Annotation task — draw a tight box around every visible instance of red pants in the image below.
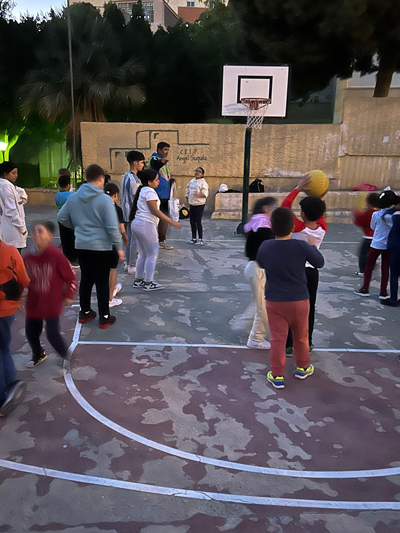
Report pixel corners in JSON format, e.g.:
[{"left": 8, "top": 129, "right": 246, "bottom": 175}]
[
  {"left": 266, "top": 300, "right": 310, "bottom": 377},
  {"left": 362, "top": 247, "right": 390, "bottom": 293}
]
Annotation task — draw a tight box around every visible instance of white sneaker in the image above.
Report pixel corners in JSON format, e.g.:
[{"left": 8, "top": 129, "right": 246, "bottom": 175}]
[
  {"left": 133, "top": 279, "right": 145, "bottom": 289},
  {"left": 109, "top": 298, "right": 122, "bottom": 308},
  {"left": 123, "top": 262, "right": 128, "bottom": 272},
  {"left": 159, "top": 241, "right": 174, "bottom": 250},
  {"left": 127, "top": 266, "right": 136, "bottom": 275},
  {"left": 113, "top": 282, "right": 122, "bottom": 298},
  {"left": 247, "top": 339, "right": 271, "bottom": 349},
  {"left": 143, "top": 281, "right": 165, "bottom": 291}
]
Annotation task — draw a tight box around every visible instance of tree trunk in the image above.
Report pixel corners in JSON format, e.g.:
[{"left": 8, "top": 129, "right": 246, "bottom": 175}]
[{"left": 374, "top": 50, "right": 398, "bottom": 97}]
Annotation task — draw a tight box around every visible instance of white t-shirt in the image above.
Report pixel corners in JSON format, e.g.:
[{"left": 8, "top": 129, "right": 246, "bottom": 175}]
[
  {"left": 134, "top": 186, "right": 160, "bottom": 226},
  {"left": 292, "top": 226, "right": 326, "bottom": 268}
]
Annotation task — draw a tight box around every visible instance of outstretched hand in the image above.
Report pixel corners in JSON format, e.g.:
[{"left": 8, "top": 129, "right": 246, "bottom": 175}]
[{"left": 296, "top": 173, "right": 311, "bottom": 191}]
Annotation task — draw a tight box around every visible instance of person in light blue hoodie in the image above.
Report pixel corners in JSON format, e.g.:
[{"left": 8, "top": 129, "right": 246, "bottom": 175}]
[{"left": 57, "top": 164, "right": 124, "bottom": 329}]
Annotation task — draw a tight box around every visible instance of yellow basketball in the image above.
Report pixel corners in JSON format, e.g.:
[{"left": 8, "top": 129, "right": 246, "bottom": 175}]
[{"left": 304, "top": 170, "right": 329, "bottom": 197}]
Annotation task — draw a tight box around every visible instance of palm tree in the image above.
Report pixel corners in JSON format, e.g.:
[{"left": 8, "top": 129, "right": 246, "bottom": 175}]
[{"left": 20, "top": 3, "right": 145, "bottom": 161}]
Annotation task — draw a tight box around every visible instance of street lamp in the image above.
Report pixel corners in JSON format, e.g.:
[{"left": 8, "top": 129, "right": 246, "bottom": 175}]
[{"left": 66, "top": 0, "right": 78, "bottom": 188}]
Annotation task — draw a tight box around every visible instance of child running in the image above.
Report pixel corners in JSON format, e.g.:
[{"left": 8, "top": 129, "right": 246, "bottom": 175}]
[
  {"left": 185, "top": 167, "right": 209, "bottom": 245},
  {"left": 354, "top": 190, "right": 400, "bottom": 299},
  {"left": 24, "top": 221, "right": 77, "bottom": 367},
  {"left": 257, "top": 207, "right": 324, "bottom": 389},
  {"left": 130, "top": 169, "right": 181, "bottom": 291},
  {"left": 104, "top": 182, "right": 128, "bottom": 307},
  {"left": 244, "top": 197, "right": 277, "bottom": 349},
  {"left": 281, "top": 174, "right": 327, "bottom": 352},
  {"left": 352, "top": 192, "right": 380, "bottom": 276},
  {"left": 0, "top": 237, "right": 30, "bottom": 416}
]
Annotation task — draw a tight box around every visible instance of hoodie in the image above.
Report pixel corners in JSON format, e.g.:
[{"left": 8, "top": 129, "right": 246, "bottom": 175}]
[
  {"left": 57, "top": 182, "right": 122, "bottom": 251},
  {"left": 0, "top": 178, "right": 28, "bottom": 249}
]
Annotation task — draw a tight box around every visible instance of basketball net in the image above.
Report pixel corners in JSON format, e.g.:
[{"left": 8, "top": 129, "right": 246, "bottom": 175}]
[{"left": 241, "top": 98, "right": 271, "bottom": 130}]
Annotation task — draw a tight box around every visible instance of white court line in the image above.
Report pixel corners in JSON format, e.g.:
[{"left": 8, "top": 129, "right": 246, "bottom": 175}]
[
  {"left": 0, "top": 458, "right": 399, "bottom": 510},
  {"left": 64, "top": 322, "right": 400, "bottom": 479}
]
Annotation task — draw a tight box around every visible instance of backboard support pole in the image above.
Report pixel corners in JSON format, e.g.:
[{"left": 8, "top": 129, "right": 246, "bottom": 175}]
[{"left": 236, "top": 127, "right": 252, "bottom": 235}]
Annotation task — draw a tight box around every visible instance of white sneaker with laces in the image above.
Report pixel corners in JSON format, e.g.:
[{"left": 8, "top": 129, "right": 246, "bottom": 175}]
[
  {"left": 247, "top": 339, "right": 271, "bottom": 349},
  {"left": 127, "top": 266, "right": 136, "bottom": 275},
  {"left": 109, "top": 298, "right": 122, "bottom": 308},
  {"left": 133, "top": 279, "right": 145, "bottom": 289},
  {"left": 113, "top": 282, "right": 122, "bottom": 298},
  {"left": 143, "top": 281, "right": 165, "bottom": 291}
]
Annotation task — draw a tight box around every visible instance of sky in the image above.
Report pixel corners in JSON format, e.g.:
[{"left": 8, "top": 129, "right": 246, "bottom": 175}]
[{"left": 12, "top": 1, "right": 65, "bottom": 18}]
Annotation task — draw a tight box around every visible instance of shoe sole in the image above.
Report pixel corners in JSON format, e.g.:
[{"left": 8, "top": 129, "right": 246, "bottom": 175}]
[
  {"left": 1, "top": 382, "right": 27, "bottom": 416},
  {"left": 99, "top": 322, "right": 115, "bottom": 329},
  {"left": 295, "top": 369, "right": 315, "bottom": 380},
  {"left": 143, "top": 287, "right": 165, "bottom": 292},
  {"left": 247, "top": 343, "right": 271, "bottom": 349},
  {"left": 79, "top": 315, "right": 96, "bottom": 324},
  {"left": 354, "top": 291, "right": 369, "bottom": 297},
  {"left": 26, "top": 355, "right": 47, "bottom": 368},
  {"left": 379, "top": 295, "right": 390, "bottom": 300}
]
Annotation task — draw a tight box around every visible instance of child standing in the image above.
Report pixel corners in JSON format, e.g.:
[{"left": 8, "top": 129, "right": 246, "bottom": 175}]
[
  {"left": 381, "top": 204, "right": 400, "bottom": 307},
  {"left": 56, "top": 170, "right": 78, "bottom": 267},
  {"left": 281, "top": 175, "right": 327, "bottom": 352},
  {"left": 24, "top": 221, "right": 77, "bottom": 367},
  {"left": 0, "top": 238, "right": 30, "bottom": 416},
  {"left": 104, "top": 182, "right": 128, "bottom": 308},
  {"left": 354, "top": 190, "right": 400, "bottom": 299},
  {"left": 55, "top": 172, "right": 72, "bottom": 210},
  {"left": 185, "top": 167, "right": 209, "bottom": 245},
  {"left": 257, "top": 208, "right": 324, "bottom": 389},
  {"left": 352, "top": 192, "right": 380, "bottom": 276},
  {"left": 244, "top": 197, "right": 277, "bottom": 349}
]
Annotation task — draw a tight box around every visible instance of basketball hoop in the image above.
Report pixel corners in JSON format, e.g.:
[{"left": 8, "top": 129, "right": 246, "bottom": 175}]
[{"left": 241, "top": 98, "right": 271, "bottom": 130}]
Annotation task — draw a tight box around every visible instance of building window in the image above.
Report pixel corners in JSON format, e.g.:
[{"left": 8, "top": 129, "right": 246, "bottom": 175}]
[
  {"left": 117, "top": 2, "right": 154, "bottom": 23},
  {"left": 187, "top": 1, "right": 195, "bottom": 6}
]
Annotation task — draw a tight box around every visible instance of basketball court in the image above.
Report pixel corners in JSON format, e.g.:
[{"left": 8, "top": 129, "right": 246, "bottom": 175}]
[{"left": 1, "top": 209, "right": 400, "bottom": 532}]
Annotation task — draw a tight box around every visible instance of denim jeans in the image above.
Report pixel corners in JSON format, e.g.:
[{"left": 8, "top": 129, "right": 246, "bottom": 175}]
[{"left": 0, "top": 314, "right": 17, "bottom": 405}]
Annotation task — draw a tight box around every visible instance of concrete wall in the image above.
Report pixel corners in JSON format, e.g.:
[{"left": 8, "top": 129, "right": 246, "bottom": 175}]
[{"left": 80, "top": 98, "right": 400, "bottom": 213}]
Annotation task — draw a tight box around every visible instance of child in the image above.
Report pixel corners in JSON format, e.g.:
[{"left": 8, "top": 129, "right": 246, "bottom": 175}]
[
  {"left": 244, "top": 197, "right": 277, "bottom": 349},
  {"left": 257, "top": 207, "right": 324, "bottom": 389},
  {"left": 56, "top": 170, "right": 78, "bottom": 267},
  {"left": 352, "top": 192, "right": 380, "bottom": 276},
  {"left": 281, "top": 174, "right": 327, "bottom": 352},
  {"left": 354, "top": 190, "right": 400, "bottom": 299},
  {"left": 185, "top": 167, "right": 209, "bottom": 245},
  {"left": 104, "top": 182, "right": 128, "bottom": 307},
  {"left": 55, "top": 173, "right": 72, "bottom": 210},
  {"left": 381, "top": 204, "right": 400, "bottom": 307},
  {"left": 0, "top": 238, "right": 30, "bottom": 416},
  {"left": 24, "top": 221, "right": 77, "bottom": 367}
]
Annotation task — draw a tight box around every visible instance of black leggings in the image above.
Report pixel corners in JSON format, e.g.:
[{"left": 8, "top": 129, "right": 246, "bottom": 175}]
[
  {"left": 287, "top": 267, "right": 319, "bottom": 347},
  {"left": 389, "top": 251, "right": 400, "bottom": 302},
  {"left": 358, "top": 237, "right": 372, "bottom": 274},
  {"left": 25, "top": 317, "right": 67, "bottom": 358},
  {"left": 77, "top": 250, "right": 113, "bottom": 318},
  {"left": 190, "top": 204, "right": 205, "bottom": 240}
]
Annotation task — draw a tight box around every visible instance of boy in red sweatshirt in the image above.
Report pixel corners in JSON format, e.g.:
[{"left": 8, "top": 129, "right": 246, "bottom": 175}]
[
  {"left": 352, "top": 192, "right": 380, "bottom": 276},
  {"left": 24, "top": 221, "right": 77, "bottom": 367},
  {"left": 0, "top": 238, "right": 30, "bottom": 416}
]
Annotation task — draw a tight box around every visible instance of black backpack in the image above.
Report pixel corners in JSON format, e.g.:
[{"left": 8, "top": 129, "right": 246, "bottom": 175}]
[{"left": 249, "top": 178, "right": 264, "bottom": 193}]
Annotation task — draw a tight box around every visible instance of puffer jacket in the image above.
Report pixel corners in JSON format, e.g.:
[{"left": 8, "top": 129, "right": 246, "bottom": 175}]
[{"left": 0, "top": 178, "right": 28, "bottom": 249}]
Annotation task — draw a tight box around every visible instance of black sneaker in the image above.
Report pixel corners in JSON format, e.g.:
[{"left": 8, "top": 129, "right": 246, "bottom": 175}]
[
  {"left": 309, "top": 343, "right": 314, "bottom": 353},
  {"left": 79, "top": 310, "right": 97, "bottom": 324},
  {"left": 381, "top": 299, "right": 399, "bottom": 307},
  {"left": 99, "top": 315, "right": 116, "bottom": 329},
  {"left": 26, "top": 351, "right": 47, "bottom": 368},
  {"left": 379, "top": 291, "right": 390, "bottom": 300},
  {"left": 0, "top": 381, "right": 26, "bottom": 417},
  {"left": 354, "top": 288, "right": 369, "bottom": 296},
  {"left": 285, "top": 346, "right": 294, "bottom": 357}
]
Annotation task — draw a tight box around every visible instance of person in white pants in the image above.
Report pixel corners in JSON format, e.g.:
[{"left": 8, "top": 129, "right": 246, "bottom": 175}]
[
  {"left": 244, "top": 197, "right": 278, "bottom": 349},
  {"left": 130, "top": 169, "right": 181, "bottom": 291}
]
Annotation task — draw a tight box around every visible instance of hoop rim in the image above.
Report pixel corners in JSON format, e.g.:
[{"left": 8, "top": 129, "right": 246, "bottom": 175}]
[{"left": 240, "top": 97, "right": 271, "bottom": 110}]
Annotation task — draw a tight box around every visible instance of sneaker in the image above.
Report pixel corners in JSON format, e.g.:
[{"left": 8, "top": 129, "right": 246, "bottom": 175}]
[
  {"left": 113, "top": 282, "right": 122, "bottom": 298},
  {"left": 127, "top": 266, "right": 136, "bottom": 275},
  {"left": 285, "top": 346, "right": 294, "bottom": 357},
  {"left": 123, "top": 262, "right": 128, "bottom": 272},
  {"left": 26, "top": 351, "right": 47, "bottom": 368},
  {"left": 188, "top": 239, "right": 197, "bottom": 245},
  {"left": 0, "top": 381, "right": 26, "bottom": 416},
  {"left": 79, "top": 310, "right": 97, "bottom": 323},
  {"left": 71, "top": 262, "right": 80, "bottom": 269},
  {"left": 309, "top": 343, "right": 314, "bottom": 353},
  {"left": 159, "top": 241, "right": 174, "bottom": 250},
  {"left": 109, "top": 298, "right": 122, "bottom": 308},
  {"left": 354, "top": 272, "right": 364, "bottom": 277},
  {"left": 197, "top": 240, "right": 205, "bottom": 246},
  {"left": 354, "top": 288, "right": 369, "bottom": 297},
  {"left": 133, "top": 279, "right": 145, "bottom": 289},
  {"left": 295, "top": 364, "right": 315, "bottom": 380},
  {"left": 247, "top": 339, "right": 271, "bottom": 349},
  {"left": 381, "top": 299, "right": 399, "bottom": 307},
  {"left": 143, "top": 281, "right": 165, "bottom": 291},
  {"left": 267, "top": 371, "right": 285, "bottom": 389},
  {"left": 99, "top": 315, "right": 116, "bottom": 329},
  {"left": 379, "top": 291, "right": 390, "bottom": 300}
]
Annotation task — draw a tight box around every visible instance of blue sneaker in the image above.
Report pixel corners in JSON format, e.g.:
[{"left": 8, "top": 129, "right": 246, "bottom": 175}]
[
  {"left": 267, "top": 371, "right": 285, "bottom": 389},
  {"left": 295, "top": 364, "right": 314, "bottom": 380}
]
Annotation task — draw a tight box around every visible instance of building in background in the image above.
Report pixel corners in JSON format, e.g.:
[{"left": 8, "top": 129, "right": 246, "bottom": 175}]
[{"left": 70, "top": 0, "right": 227, "bottom": 30}]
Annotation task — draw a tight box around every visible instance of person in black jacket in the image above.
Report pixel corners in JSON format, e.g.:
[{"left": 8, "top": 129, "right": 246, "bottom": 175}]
[
  {"left": 244, "top": 197, "right": 277, "bottom": 349},
  {"left": 382, "top": 205, "right": 400, "bottom": 307}
]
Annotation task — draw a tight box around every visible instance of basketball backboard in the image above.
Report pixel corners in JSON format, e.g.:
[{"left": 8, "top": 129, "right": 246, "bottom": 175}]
[{"left": 222, "top": 65, "right": 289, "bottom": 118}]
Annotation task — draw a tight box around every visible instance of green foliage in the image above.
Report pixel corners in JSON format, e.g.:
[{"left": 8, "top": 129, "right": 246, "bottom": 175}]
[{"left": 0, "top": 0, "right": 15, "bottom": 20}]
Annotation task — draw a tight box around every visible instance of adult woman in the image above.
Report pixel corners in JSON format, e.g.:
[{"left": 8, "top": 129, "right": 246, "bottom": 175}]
[
  {"left": 0, "top": 162, "right": 28, "bottom": 251},
  {"left": 130, "top": 169, "right": 181, "bottom": 291},
  {"left": 244, "top": 197, "right": 277, "bottom": 349}
]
